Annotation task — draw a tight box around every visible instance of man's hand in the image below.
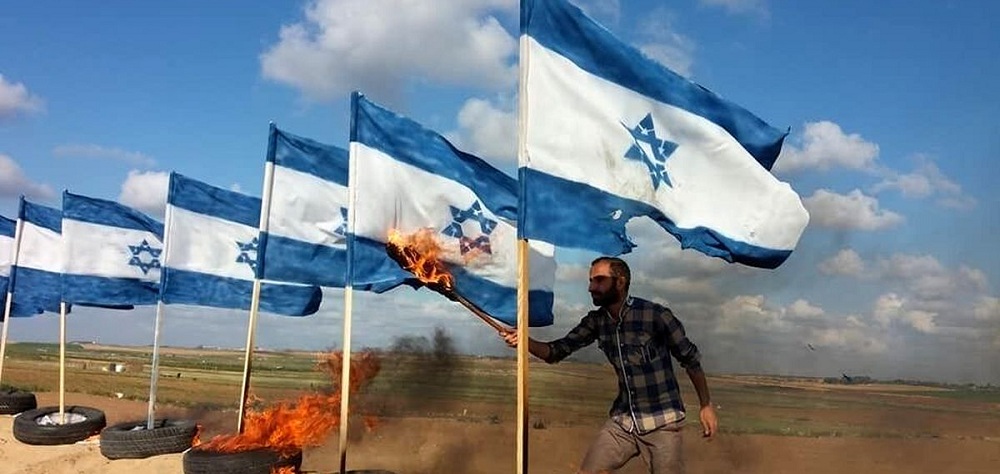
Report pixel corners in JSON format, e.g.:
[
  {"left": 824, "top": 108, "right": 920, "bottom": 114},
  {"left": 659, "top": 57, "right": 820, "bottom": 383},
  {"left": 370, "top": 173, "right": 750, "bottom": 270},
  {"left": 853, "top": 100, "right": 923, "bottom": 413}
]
[
  {"left": 699, "top": 405, "right": 718, "bottom": 439},
  {"left": 499, "top": 329, "right": 518, "bottom": 348}
]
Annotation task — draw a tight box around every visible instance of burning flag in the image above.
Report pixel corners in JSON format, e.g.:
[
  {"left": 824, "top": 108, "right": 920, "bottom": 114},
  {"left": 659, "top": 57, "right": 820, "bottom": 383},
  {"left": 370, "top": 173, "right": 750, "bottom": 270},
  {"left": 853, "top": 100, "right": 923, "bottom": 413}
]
[{"left": 348, "top": 92, "right": 556, "bottom": 327}]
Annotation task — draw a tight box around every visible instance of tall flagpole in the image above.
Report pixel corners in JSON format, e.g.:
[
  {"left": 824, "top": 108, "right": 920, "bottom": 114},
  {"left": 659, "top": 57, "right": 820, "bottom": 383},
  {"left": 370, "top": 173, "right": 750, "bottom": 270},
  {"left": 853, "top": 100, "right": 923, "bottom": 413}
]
[
  {"left": 338, "top": 129, "right": 362, "bottom": 474},
  {"left": 58, "top": 301, "right": 68, "bottom": 424},
  {"left": 146, "top": 302, "right": 166, "bottom": 429},
  {"left": 0, "top": 217, "right": 25, "bottom": 385},
  {"left": 238, "top": 124, "right": 279, "bottom": 433},
  {"left": 147, "top": 191, "right": 176, "bottom": 429},
  {"left": 515, "top": 30, "right": 532, "bottom": 474}
]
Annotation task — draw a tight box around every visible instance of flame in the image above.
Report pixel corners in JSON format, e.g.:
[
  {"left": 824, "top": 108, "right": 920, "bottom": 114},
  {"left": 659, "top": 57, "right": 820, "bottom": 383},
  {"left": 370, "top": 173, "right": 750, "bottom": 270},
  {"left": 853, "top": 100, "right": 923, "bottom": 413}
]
[
  {"left": 363, "top": 415, "right": 380, "bottom": 433},
  {"left": 386, "top": 228, "right": 455, "bottom": 289},
  {"left": 272, "top": 467, "right": 296, "bottom": 474},
  {"left": 194, "top": 351, "right": 381, "bottom": 459}
]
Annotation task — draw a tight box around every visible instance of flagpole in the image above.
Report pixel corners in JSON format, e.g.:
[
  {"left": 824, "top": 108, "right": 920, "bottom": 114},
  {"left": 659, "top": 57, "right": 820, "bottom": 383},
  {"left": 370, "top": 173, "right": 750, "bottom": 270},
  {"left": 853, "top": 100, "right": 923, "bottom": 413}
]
[
  {"left": 338, "top": 136, "right": 361, "bottom": 474},
  {"left": 238, "top": 125, "right": 279, "bottom": 433},
  {"left": 145, "top": 301, "right": 166, "bottom": 428},
  {"left": 515, "top": 30, "right": 532, "bottom": 474},
  {"left": 0, "top": 217, "right": 24, "bottom": 385},
  {"left": 59, "top": 301, "right": 67, "bottom": 424}
]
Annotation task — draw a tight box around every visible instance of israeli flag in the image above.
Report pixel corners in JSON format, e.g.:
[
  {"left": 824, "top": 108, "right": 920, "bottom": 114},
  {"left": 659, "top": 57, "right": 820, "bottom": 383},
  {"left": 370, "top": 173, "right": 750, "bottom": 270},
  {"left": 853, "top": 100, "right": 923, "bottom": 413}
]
[
  {"left": 518, "top": 0, "right": 809, "bottom": 269},
  {"left": 257, "top": 124, "right": 350, "bottom": 287},
  {"left": 350, "top": 93, "right": 556, "bottom": 327},
  {"left": 160, "top": 173, "right": 322, "bottom": 316},
  {"left": 10, "top": 199, "right": 64, "bottom": 314},
  {"left": 1, "top": 215, "right": 15, "bottom": 316},
  {"left": 61, "top": 192, "right": 164, "bottom": 306}
]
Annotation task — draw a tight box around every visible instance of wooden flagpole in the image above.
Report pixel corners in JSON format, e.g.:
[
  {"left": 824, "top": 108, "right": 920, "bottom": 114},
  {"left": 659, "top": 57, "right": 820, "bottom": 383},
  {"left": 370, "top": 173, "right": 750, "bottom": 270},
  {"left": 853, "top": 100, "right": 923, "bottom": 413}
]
[
  {"left": 237, "top": 124, "right": 279, "bottom": 433},
  {"left": 516, "top": 241, "right": 531, "bottom": 474},
  {"left": 58, "top": 301, "right": 68, "bottom": 424},
  {"left": 515, "top": 29, "right": 532, "bottom": 474},
  {"left": 0, "top": 217, "right": 25, "bottom": 385},
  {"left": 338, "top": 138, "right": 361, "bottom": 474},
  {"left": 145, "top": 301, "right": 166, "bottom": 428},
  {"left": 146, "top": 195, "right": 175, "bottom": 429}
]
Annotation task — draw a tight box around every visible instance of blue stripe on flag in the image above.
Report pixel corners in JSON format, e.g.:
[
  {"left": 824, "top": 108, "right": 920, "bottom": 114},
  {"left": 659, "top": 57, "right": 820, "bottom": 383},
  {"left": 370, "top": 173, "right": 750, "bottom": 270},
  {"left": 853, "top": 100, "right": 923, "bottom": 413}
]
[
  {"left": 20, "top": 199, "right": 62, "bottom": 234},
  {"left": 62, "top": 274, "right": 159, "bottom": 306},
  {"left": 349, "top": 234, "right": 418, "bottom": 292},
  {"left": 10, "top": 267, "right": 62, "bottom": 315},
  {"left": 159, "top": 268, "right": 321, "bottom": 316},
  {"left": 258, "top": 232, "right": 347, "bottom": 288},
  {"left": 450, "top": 265, "right": 554, "bottom": 326},
  {"left": 168, "top": 172, "right": 260, "bottom": 228},
  {"left": 63, "top": 192, "right": 164, "bottom": 237},
  {"left": 267, "top": 124, "right": 349, "bottom": 185},
  {"left": 521, "top": 168, "right": 792, "bottom": 268},
  {"left": 351, "top": 93, "right": 519, "bottom": 222},
  {"left": 521, "top": 0, "right": 786, "bottom": 170},
  {"left": 0, "top": 215, "right": 14, "bottom": 236}
]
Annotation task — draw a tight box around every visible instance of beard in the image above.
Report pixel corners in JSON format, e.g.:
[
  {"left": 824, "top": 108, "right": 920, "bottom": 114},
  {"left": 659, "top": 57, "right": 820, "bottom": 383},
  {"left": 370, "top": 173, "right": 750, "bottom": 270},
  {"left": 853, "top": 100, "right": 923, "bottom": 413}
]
[{"left": 591, "top": 286, "right": 620, "bottom": 307}]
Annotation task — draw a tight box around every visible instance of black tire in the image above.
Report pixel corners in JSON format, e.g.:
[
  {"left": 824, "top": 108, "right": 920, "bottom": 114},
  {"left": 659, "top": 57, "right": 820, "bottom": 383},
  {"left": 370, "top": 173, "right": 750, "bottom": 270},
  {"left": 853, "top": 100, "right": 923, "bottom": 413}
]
[
  {"left": 0, "top": 389, "right": 37, "bottom": 415},
  {"left": 13, "top": 405, "right": 107, "bottom": 445},
  {"left": 183, "top": 447, "right": 303, "bottom": 474},
  {"left": 99, "top": 418, "right": 198, "bottom": 459}
]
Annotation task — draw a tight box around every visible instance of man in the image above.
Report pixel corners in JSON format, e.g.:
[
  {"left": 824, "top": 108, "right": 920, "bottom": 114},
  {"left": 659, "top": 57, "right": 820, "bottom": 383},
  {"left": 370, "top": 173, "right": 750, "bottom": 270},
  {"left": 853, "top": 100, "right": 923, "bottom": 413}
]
[{"left": 500, "top": 257, "right": 717, "bottom": 474}]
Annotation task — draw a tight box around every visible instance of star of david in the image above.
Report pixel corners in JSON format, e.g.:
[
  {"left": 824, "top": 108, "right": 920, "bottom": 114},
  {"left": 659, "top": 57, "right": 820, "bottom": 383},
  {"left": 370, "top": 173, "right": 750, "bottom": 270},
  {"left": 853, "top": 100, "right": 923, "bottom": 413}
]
[
  {"left": 236, "top": 237, "right": 259, "bottom": 272},
  {"left": 127, "top": 239, "right": 162, "bottom": 275},
  {"left": 333, "top": 207, "right": 348, "bottom": 238},
  {"left": 442, "top": 201, "right": 497, "bottom": 256},
  {"left": 623, "top": 113, "right": 679, "bottom": 190}
]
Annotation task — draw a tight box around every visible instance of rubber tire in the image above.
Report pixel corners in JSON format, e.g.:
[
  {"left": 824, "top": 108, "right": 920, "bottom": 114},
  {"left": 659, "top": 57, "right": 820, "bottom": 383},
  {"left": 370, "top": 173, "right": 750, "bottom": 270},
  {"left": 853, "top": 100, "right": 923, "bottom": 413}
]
[
  {"left": 99, "top": 418, "right": 198, "bottom": 459},
  {"left": 0, "top": 389, "right": 37, "bottom": 415},
  {"left": 183, "top": 448, "right": 303, "bottom": 474},
  {"left": 13, "top": 405, "right": 107, "bottom": 445}
]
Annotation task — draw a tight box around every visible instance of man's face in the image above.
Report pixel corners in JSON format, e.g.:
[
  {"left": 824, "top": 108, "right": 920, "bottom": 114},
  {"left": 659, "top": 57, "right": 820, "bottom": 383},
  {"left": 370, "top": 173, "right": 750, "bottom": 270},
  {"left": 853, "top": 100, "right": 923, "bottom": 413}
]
[{"left": 588, "top": 261, "right": 621, "bottom": 307}]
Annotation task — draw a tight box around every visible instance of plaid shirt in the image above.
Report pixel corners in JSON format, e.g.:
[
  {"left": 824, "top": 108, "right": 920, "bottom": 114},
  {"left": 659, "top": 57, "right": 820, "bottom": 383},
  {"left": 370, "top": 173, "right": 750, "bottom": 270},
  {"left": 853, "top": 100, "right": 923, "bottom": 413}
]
[{"left": 547, "top": 296, "right": 701, "bottom": 434}]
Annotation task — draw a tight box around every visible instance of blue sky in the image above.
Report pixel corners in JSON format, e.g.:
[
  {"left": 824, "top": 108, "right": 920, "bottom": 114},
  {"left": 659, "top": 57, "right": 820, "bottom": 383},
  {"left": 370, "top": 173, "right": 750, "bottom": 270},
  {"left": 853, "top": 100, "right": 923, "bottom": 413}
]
[{"left": 1, "top": 0, "right": 997, "bottom": 383}]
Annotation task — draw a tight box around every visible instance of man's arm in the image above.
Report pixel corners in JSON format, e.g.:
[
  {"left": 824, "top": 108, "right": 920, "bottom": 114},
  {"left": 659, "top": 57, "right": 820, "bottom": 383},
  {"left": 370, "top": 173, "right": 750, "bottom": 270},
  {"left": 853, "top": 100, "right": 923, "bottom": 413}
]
[
  {"left": 686, "top": 366, "right": 718, "bottom": 438},
  {"left": 500, "top": 330, "right": 555, "bottom": 362}
]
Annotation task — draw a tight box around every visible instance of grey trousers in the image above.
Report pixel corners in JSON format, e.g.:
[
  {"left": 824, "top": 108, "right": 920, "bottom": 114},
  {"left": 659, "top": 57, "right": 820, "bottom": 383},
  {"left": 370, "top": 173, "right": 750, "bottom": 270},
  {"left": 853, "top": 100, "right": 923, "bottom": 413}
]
[{"left": 579, "top": 419, "right": 684, "bottom": 474}]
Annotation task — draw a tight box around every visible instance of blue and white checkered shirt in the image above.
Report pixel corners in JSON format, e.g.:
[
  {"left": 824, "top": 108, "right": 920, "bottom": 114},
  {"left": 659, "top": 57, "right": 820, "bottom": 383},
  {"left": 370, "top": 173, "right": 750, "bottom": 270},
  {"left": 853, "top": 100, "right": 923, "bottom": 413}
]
[{"left": 546, "top": 296, "right": 701, "bottom": 434}]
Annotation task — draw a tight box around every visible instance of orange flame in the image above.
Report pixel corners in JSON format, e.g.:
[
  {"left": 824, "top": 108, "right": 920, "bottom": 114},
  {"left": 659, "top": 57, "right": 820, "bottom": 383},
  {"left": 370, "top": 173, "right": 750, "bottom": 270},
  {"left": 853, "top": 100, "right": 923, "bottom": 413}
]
[
  {"left": 387, "top": 228, "right": 455, "bottom": 289},
  {"left": 195, "top": 351, "right": 381, "bottom": 459}
]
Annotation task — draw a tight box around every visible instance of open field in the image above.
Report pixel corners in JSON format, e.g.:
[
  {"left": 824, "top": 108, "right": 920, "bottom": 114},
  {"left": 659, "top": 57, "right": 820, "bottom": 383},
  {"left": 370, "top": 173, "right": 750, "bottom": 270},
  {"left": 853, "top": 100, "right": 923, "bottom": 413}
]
[{"left": 2, "top": 342, "right": 999, "bottom": 473}]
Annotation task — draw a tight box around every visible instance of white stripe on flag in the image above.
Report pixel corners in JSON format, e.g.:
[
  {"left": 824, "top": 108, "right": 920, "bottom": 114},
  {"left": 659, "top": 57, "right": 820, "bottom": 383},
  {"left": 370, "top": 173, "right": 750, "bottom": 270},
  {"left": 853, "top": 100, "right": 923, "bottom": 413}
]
[
  {"left": 164, "top": 206, "right": 257, "bottom": 281},
  {"left": 62, "top": 219, "right": 162, "bottom": 281},
  {"left": 268, "top": 162, "right": 349, "bottom": 247}
]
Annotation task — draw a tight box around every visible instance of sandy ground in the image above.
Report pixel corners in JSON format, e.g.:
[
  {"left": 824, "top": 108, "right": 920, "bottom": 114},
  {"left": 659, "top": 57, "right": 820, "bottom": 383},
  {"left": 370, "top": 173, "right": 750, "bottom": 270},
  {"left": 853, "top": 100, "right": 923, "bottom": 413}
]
[{"left": 2, "top": 392, "right": 998, "bottom": 474}]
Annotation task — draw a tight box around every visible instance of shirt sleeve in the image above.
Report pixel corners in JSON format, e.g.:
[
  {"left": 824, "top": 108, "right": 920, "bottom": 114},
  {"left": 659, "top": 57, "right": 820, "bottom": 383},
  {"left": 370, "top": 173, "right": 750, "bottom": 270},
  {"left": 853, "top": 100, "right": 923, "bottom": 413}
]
[
  {"left": 659, "top": 307, "right": 702, "bottom": 370},
  {"left": 546, "top": 312, "right": 599, "bottom": 363}
]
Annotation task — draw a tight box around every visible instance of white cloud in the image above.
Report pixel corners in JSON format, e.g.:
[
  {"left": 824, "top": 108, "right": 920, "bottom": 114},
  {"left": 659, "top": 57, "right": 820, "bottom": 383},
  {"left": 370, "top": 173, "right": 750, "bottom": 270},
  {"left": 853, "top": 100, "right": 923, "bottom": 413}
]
[
  {"left": 699, "top": 0, "right": 769, "bottom": 17},
  {"left": 0, "top": 153, "right": 55, "bottom": 199},
  {"left": 818, "top": 248, "right": 865, "bottom": 276},
  {"left": 714, "top": 295, "right": 786, "bottom": 334},
  {"left": 973, "top": 297, "right": 999, "bottom": 322},
  {"left": 774, "top": 121, "right": 879, "bottom": 173},
  {"left": 871, "top": 158, "right": 976, "bottom": 210},
  {"left": 118, "top": 170, "right": 169, "bottom": 218},
  {"left": 636, "top": 9, "right": 695, "bottom": 77},
  {"left": 803, "top": 189, "right": 904, "bottom": 231},
  {"left": 53, "top": 144, "right": 156, "bottom": 168},
  {"left": 260, "top": 0, "right": 518, "bottom": 102},
  {"left": 872, "top": 292, "right": 938, "bottom": 334},
  {"left": 0, "top": 74, "right": 44, "bottom": 119},
  {"left": 810, "top": 327, "right": 887, "bottom": 354},
  {"left": 787, "top": 299, "right": 825, "bottom": 319},
  {"left": 450, "top": 97, "right": 517, "bottom": 164}
]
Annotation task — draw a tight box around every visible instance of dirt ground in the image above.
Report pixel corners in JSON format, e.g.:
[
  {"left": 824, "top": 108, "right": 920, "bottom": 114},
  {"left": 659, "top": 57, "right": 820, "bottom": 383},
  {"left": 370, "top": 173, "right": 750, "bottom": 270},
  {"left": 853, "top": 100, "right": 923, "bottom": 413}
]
[{"left": 1, "top": 392, "right": 998, "bottom": 474}]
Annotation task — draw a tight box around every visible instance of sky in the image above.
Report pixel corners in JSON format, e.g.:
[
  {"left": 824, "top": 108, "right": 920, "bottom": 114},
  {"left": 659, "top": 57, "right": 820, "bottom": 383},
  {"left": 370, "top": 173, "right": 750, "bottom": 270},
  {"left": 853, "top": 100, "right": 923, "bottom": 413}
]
[{"left": 1, "top": 0, "right": 997, "bottom": 384}]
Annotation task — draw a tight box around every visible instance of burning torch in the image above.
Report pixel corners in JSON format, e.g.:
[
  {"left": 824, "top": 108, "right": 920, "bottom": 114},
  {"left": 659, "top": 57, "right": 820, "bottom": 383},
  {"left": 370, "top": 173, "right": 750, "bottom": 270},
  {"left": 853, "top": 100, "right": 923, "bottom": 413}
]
[{"left": 385, "top": 229, "right": 509, "bottom": 332}]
